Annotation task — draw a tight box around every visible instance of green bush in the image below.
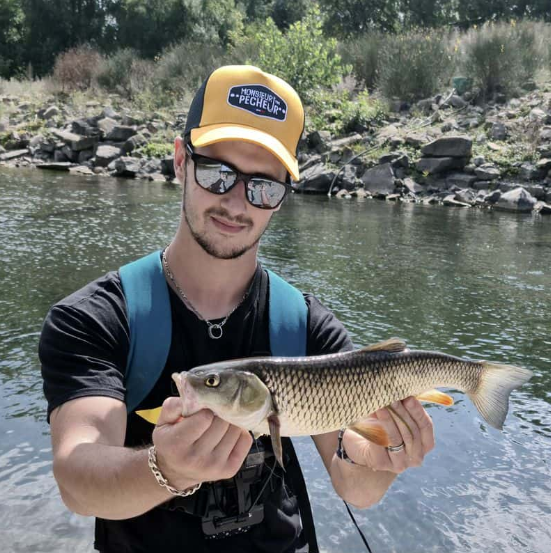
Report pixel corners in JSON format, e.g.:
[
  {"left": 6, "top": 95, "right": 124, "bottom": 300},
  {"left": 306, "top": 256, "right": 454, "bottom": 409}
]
[
  {"left": 244, "top": 5, "right": 351, "bottom": 102},
  {"left": 308, "top": 88, "right": 387, "bottom": 135},
  {"left": 461, "top": 21, "right": 541, "bottom": 100},
  {"left": 96, "top": 49, "right": 154, "bottom": 99},
  {"left": 376, "top": 29, "right": 454, "bottom": 101},
  {"left": 138, "top": 141, "right": 174, "bottom": 158},
  {"left": 339, "top": 32, "right": 384, "bottom": 90},
  {"left": 154, "top": 41, "right": 229, "bottom": 94},
  {"left": 52, "top": 45, "right": 102, "bottom": 92}
]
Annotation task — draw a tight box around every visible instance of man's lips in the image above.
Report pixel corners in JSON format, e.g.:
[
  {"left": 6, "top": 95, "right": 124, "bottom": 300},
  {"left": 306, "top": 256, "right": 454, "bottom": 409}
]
[{"left": 210, "top": 215, "right": 248, "bottom": 234}]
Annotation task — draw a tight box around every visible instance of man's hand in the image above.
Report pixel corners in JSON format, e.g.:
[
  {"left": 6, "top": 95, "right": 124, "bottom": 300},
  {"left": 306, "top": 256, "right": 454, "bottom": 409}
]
[
  {"left": 152, "top": 397, "right": 253, "bottom": 489},
  {"left": 343, "top": 397, "right": 435, "bottom": 473}
]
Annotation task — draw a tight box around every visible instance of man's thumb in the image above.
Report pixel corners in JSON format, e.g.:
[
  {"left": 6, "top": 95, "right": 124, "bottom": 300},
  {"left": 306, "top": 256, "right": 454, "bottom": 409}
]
[{"left": 156, "top": 396, "right": 183, "bottom": 427}]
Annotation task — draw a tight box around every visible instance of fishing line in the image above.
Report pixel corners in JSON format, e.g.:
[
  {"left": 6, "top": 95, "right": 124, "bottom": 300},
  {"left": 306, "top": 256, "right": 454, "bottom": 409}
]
[
  {"left": 248, "top": 457, "right": 278, "bottom": 511},
  {"left": 343, "top": 500, "right": 374, "bottom": 553}
]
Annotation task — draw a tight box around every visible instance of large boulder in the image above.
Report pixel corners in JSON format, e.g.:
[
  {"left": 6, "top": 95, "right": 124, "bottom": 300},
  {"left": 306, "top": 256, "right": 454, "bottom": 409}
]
[
  {"left": 123, "top": 134, "right": 147, "bottom": 154},
  {"left": 519, "top": 163, "right": 545, "bottom": 181},
  {"left": 446, "top": 172, "right": 478, "bottom": 188},
  {"left": 494, "top": 187, "right": 537, "bottom": 212},
  {"left": 421, "top": 136, "right": 472, "bottom": 158},
  {"left": 296, "top": 163, "right": 337, "bottom": 194},
  {"left": 97, "top": 117, "right": 118, "bottom": 136},
  {"left": 474, "top": 164, "right": 500, "bottom": 181},
  {"left": 417, "top": 157, "right": 466, "bottom": 175},
  {"left": 307, "top": 130, "right": 332, "bottom": 153},
  {"left": 106, "top": 125, "right": 138, "bottom": 142},
  {"left": 114, "top": 157, "right": 142, "bottom": 177},
  {"left": 361, "top": 163, "right": 396, "bottom": 196},
  {"left": 161, "top": 156, "right": 175, "bottom": 177},
  {"left": 52, "top": 129, "right": 98, "bottom": 152},
  {"left": 95, "top": 145, "right": 123, "bottom": 167},
  {"left": 0, "top": 149, "right": 29, "bottom": 161}
]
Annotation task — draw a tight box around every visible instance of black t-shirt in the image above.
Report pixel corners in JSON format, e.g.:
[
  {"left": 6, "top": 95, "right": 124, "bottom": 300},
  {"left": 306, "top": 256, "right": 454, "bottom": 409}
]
[{"left": 39, "top": 261, "right": 353, "bottom": 553}]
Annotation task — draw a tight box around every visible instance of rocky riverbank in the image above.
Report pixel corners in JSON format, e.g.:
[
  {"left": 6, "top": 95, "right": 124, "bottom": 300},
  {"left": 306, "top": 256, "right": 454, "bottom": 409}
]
[{"left": 1, "top": 88, "right": 551, "bottom": 214}]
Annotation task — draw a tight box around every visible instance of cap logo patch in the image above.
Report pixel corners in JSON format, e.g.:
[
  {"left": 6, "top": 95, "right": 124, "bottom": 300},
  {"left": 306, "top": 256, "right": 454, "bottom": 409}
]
[{"left": 227, "top": 84, "right": 287, "bottom": 121}]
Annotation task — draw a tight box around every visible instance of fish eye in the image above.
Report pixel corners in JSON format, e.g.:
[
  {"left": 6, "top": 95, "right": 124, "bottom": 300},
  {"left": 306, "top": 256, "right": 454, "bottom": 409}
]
[{"left": 205, "top": 374, "right": 220, "bottom": 388}]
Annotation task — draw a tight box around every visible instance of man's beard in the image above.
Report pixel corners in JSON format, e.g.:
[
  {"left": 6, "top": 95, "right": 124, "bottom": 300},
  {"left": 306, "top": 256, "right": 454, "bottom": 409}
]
[{"left": 183, "top": 178, "right": 268, "bottom": 260}]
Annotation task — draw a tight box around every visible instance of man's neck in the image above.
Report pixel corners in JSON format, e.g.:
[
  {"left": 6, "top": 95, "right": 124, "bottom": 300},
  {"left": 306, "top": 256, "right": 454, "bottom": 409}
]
[{"left": 165, "top": 230, "right": 258, "bottom": 321}]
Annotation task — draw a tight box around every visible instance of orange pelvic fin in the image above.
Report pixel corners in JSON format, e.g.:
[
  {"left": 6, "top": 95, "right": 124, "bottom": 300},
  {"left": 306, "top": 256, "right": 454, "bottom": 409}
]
[
  {"left": 416, "top": 390, "right": 454, "bottom": 406},
  {"left": 349, "top": 420, "right": 390, "bottom": 447}
]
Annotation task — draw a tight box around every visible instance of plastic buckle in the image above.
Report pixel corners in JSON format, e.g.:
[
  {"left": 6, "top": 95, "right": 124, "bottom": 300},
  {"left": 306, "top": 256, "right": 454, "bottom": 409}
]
[{"left": 201, "top": 504, "right": 264, "bottom": 537}]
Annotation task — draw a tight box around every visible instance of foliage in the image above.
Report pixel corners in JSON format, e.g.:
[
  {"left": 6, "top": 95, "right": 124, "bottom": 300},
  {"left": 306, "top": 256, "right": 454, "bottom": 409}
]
[
  {"left": 96, "top": 49, "right": 154, "bottom": 100},
  {"left": 137, "top": 141, "right": 175, "bottom": 158},
  {"left": 460, "top": 21, "right": 542, "bottom": 100},
  {"left": 271, "top": 0, "right": 311, "bottom": 29},
  {"left": 400, "top": 0, "right": 458, "bottom": 28},
  {"left": 377, "top": 29, "right": 454, "bottom": 101},
  {"left": 20, "top": 0, "right": 112, "bottom": 77},
  {"left": 308, "top": 88, "right": 388, "bottom": 134},
  {"left": 339, "top": 32, "right": 384, "bottom": 90},
  {"left": 106, "top": 0, "right": 194, "bottom": 59},
  {"left": 0, "top": 0, "right": 26, "bottom": 78},
  {"left": 154, "top": 41, "right": 229, "bottom": 94},
  {"left": 245, "top": 5, "right": 351, "bottom": 102},
  {"left": 187, "top": 0, "right": 245, "bottom": 46},
  {"left": 319, "top": 0, "right": 401, "bottom": 37},
  {"left": 52, "top": 45, "right": 102, "bottom": 92}
]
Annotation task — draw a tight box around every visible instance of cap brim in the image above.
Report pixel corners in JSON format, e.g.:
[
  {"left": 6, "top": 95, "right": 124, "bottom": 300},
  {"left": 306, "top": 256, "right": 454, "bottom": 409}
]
[{"left": 190, "top": 125, "right": 299, "bottom": 181}]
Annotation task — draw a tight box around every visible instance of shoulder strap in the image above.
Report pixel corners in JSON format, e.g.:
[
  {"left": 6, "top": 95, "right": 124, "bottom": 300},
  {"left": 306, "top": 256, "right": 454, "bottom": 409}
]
[
  {"left": 266, "top": 269, "right": 307, "bottom": 357},
  {"left": 267, "top": 271, "right": 317, "bottom": 550},
  {"left": 119, "top": 250, "right": 172, "bottom": 414}
]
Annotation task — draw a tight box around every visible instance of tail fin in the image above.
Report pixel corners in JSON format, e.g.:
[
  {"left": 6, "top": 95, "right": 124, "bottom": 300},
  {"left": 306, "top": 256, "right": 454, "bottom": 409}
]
[{"left": 468, "top": 362, "right": 533, "bottom": 430}]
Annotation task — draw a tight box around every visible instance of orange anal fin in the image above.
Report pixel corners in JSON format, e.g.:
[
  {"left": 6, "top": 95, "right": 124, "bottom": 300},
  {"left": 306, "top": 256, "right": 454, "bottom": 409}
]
[
  {"left": 416, "top": 390, "right": 454, "bottom": 406},
  {"left": 349, "top": 420, "right": 390, "bottom": 448}
]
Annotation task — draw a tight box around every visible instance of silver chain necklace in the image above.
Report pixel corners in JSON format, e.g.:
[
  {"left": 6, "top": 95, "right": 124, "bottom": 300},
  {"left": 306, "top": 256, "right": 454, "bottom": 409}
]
[{"left": 162, "top": 248, "right": 246, "bottom": 340}]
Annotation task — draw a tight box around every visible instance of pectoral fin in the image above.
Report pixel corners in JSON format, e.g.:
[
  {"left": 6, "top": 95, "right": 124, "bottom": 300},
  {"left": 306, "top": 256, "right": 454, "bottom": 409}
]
[
  {"left": 416, "top": 390, "right": 454, "bottom": 406},
  {"left": 268, "top": 415, "right": 284, "bottom": 469},
  {"left": 349, "top": 420, "right": 390, "bottom": 447},
  {"left": 135, "top": 406, "right": 163, "bottom": 425}
]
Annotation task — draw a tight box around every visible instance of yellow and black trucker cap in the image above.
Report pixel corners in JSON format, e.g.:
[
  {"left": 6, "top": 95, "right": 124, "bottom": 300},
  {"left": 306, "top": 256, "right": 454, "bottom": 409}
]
[{"left": 183, "top": 65, "right": 305, "bottom": 181}]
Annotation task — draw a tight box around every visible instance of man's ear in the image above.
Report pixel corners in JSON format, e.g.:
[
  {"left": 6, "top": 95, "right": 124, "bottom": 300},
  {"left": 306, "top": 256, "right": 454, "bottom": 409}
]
[{"left": 174, "top": 137, "right": 186, "bottom": 183}]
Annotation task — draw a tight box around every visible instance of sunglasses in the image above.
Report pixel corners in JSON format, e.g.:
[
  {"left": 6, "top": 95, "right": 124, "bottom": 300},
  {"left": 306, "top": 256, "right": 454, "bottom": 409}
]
[{"left": 185, "top": 143, "right": 293, "bottom": 209}]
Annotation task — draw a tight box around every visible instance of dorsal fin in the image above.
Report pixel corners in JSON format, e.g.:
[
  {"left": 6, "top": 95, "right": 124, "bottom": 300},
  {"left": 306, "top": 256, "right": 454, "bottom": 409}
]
[{"left": 360, "top": 338, "right": 407, "bottom": 354}]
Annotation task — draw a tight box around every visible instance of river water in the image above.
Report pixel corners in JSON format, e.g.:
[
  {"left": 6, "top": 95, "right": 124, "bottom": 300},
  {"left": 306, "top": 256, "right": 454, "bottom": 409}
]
[{"left": 0, "top": 167, "right": 550, "bottom": 553}]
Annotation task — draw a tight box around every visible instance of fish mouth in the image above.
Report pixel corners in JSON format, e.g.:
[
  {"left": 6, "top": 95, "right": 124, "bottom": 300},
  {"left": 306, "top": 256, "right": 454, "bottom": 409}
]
[{"left": 173, "top": 373, "right": 203, "bottom": 417}]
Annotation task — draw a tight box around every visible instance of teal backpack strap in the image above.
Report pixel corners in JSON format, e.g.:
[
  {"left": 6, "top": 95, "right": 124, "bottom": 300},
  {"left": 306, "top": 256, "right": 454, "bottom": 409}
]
[
  {"left": 266, "top": 271, "right": 317, "bottom": 550},
  {"left": 119, "top": 250, "right": 171, "bottom": 414},
  {"left": 267, "top": 269, "right": 307, "bottom": 357}
]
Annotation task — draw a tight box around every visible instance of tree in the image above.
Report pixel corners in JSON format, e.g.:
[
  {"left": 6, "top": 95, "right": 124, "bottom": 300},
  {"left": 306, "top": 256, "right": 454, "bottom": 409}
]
[
  {"left": 318, "top": 0, "right": 402, "bottom": 36},
  {"left": 247, "top": 5, "right": 350, "bottom": 101},
  {"left": 21, "top": 0, "right": 112, "bottom": 76},
  {"left": 0, "top": 0, "right": 26, "bottom": 77}
]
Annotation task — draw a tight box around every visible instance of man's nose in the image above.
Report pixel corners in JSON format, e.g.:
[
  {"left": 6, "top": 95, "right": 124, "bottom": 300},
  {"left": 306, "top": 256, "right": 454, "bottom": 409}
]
[{"left": 220, "top": 179, "right": 248, "bottom": 212}]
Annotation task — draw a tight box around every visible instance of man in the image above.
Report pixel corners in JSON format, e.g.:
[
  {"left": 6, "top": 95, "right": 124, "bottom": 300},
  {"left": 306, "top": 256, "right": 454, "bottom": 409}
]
[{"left": 39, "top": 66, "right": 434, "bottom": 553}]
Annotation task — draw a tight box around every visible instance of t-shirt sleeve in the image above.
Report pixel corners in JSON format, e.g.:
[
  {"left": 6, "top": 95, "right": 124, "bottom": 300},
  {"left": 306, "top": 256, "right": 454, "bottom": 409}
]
[
  {"left": 39, "top": 272, "right": 130, "bottom": 422},
  {"left": 305, "top": 294, "right": 354, "bottom": 356}
]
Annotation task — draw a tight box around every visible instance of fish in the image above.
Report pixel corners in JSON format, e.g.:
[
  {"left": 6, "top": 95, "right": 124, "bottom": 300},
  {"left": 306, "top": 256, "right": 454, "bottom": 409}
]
[{"left": 170, "top": 338, "right": 533, "bottom": 467}]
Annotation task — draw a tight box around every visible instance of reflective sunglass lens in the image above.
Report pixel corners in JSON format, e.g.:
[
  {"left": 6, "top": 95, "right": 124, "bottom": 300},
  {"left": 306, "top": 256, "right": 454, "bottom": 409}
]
[
  {"left": 247, "top": 180, "right": 286, "bottom": 208},
  {"left": 195, "top": 162, "right": 236, "bottom": 193}
]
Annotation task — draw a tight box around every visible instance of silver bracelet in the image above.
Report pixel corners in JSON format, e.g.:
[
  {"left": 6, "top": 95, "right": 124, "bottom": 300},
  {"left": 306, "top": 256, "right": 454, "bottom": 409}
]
[
  {"left": 336, "top": 429, "right": 358, "bottom": 465},
  {"left": 147, "top": 445, "right": 202, "bottom": 497}
]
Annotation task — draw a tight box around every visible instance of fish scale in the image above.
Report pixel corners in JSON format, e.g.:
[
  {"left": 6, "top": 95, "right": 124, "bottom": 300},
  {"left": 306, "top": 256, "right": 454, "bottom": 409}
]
[{"left": 252, "top": 350, "right": 483, "bottom": 435}]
